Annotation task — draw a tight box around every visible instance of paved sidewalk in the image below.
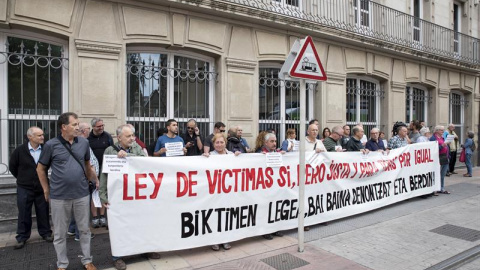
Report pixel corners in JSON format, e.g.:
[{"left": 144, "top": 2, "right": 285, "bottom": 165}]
[{"left": 0, "top": 167, "right": 478, "bottom": 270}]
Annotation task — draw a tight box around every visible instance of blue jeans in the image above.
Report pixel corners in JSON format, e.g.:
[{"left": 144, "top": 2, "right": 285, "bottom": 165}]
[
  {"left": 440, "top": 164, "right": 449, "bottom": 192},
  {"left": 465, "top": 153, "right": 472, "bottom": 175},
  {"left": 68, "top": 217, "right": 80, "bottom": 239}
]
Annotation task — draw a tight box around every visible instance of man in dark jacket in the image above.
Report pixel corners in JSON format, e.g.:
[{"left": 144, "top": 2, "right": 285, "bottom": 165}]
[
  {"left": 227, "top": 127, "right": 247, "bottom": 153},
  {"left": 9, "top": 126, "right": 52, "bottom": 249},
  {"left": 88, "top": 117, "right": 114, "bottom": 170}
]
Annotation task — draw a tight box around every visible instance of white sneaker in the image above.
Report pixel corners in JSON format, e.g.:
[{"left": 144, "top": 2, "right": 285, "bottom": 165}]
[{"left": 92, "top": 218, "right": 100, "bottom": 228}]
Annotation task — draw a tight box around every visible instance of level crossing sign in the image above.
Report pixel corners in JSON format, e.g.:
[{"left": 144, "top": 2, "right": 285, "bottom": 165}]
[{"left": 286, "top": 36, "right": 326, "bottom": 81}]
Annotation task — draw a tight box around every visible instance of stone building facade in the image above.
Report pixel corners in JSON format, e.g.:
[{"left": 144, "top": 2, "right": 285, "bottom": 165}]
[{"left": 0, "top": 0, "right": 478, "bottom": 171}]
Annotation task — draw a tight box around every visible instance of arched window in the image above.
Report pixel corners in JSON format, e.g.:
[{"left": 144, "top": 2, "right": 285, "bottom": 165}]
[
  {"left": 0, "top": 32, "right": 68, "bottom": 171},
  {"left": 346, "top": 76, "right": 384, "bottom": 135},
  {"left": 258, "top": 65, "right": 314, "bottom": 144},
  {"left": 126, "top": 49, "right": 216, "bottom": 147},
  {"left": 405, "top": 84, "right": 429, "bottom": 123}
]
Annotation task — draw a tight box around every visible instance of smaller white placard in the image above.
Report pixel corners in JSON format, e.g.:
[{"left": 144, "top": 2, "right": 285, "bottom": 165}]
[
  {"left": 165, "top": 142, "right": 184, "bottom": 157},
  {"left": 266, "top": 152, "right": 283, "bottom": 167},
  {"left": 91, "top": 189, "right": 102, "bottom": 208},
  {"left": 292, "top": 140, "right": 300, "bottom": 152},
  {"left": 335, "top": 145, "right": 342, "bottom": 151},
  {"left": 445, "top": 135, "right": 455, "bottom": 143},
  {"left": 360, "top": 135, "right": 368, "bottom": 144},
  {"left": 103, "top": 155, "right": 129, "bottom": 173}
]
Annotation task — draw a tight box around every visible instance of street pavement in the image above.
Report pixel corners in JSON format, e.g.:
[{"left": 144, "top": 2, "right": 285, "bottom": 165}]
[{"left": 0, "top": 167, "right": 478, "bottom": 270}]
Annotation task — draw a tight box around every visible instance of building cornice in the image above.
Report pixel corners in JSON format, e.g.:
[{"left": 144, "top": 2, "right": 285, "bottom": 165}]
[{"left": 75, "top": 39, "right": 122, "bottom": 59}]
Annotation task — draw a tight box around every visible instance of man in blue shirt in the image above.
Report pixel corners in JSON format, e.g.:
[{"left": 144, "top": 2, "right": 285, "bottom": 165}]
[
  {"left": 153, "top": 119, "right": 187, "bottom": 157},
  {"left": 9, "top": 126, "right": 53, "bottom": 249}
]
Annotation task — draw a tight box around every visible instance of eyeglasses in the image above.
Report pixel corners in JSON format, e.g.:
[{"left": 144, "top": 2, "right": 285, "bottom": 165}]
[
  {"left": 187, "top": 127, "right": 195, "bottom": 130},
  {"left": 219, "top": 130, "right": 226, "bottom": 133},
  {"left": 94, "top": 125, "right": 104, "bottom": 128}
]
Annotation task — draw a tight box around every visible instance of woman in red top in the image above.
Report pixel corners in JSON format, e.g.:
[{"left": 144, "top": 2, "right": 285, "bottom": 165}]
[{"left": 430, "top": 125, "right": 451, "bottom": 195}]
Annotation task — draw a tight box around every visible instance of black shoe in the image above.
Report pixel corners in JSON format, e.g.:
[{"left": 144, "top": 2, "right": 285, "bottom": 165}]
[
  {"left": 273, "top": 231, "right": 283, "bottom": 237},
  {"left": 14, "top": 241, "right": 25, "bottom": 249},
  {"left": 263, "top": 234, "right": 273, "bottom": 240},
  {"left": 43, "top": 235, "right": 53, "bottom": 242}
]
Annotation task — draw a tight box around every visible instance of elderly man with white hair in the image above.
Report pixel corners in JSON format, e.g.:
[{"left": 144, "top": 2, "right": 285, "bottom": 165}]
[
  {"left": 416, "top": 127, "right": 432, "bottom": 143},
  {"left": 99, "top": 124, "right": 161, "bottom": 270},
  {"left": 305, "top": 124, "right": 327, "bottom": 153},
  {"left": 365, "top": 128, "right": 386, "bottom": 152}
]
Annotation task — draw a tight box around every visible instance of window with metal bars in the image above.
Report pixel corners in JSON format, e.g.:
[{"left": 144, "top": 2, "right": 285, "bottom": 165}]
[
  {"left": 126, "top": 52, "right": 216, "bottom": 148},
  {"left": 346, "top": 77, "right": 383, "bottom": 135},
  {"left": 0, "top": 35, "right": 67, "bottom": 164},
  {"left": 259, "top": 67, "right": 313, "bottom": 146},
  {"left": 449, "top": 92, "right": 467, "bottom": 142},
  {"left": 405, "top": 85, "right": 429, "bottom": 123}
]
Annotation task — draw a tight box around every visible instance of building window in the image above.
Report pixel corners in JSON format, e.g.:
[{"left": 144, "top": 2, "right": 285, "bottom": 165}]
[
  {"left": 353, "top": 0, "right": 371, "bottom": 28},
  {"left": 453, "top": 2, "right": 461, "bottom": 54},
  {"left": 126, "top": 51, "right": 216, "bottom": 147},
  {"left": 412, "top": 0, "right": 422, "bottom": 43},
  {"left": 274, "top": 0, "right": 300, "bottom": 8},
  {"left": 259, "top": 67, "right": 313, "bottom": 146},
  {"left": 0, "top": 34, "right": 68, "bottom": 169},
  {"left": 449, "top": 92, "right": 467, "bottom": 142},
  {"left": 346, "top": 77, "right": 383, "bottom": 135},
  {"left": 405, "top": 85, "right": 429, "bottom": 123}
]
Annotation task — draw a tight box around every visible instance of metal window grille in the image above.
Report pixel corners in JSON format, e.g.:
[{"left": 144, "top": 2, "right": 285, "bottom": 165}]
[
  {"left": 126, "top": 53, "right": 216, "bottom": 147},
  {"left": 346, "top": 78, "right": 384, "bottom": 135},
  {"left": 449, "top": 92, "right": 468, "bottom": 142},
  {"left": 259, "top": 67, "right": 314, "bottom": 148},
  {"left": 405, "top": 86, "right": 430, "bottom": 123},
  {"left": 0, "top": 37, "right": 67, "bottom": 170}
]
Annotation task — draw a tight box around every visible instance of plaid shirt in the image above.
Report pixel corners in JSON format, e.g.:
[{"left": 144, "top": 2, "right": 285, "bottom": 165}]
[{"left": 388, "top": 135, "right": 408, "bottom": 149}]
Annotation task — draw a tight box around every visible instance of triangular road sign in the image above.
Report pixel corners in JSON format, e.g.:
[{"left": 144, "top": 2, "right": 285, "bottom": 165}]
[{"left": 289, "top": 36, "right": 327, "bottom": 81}]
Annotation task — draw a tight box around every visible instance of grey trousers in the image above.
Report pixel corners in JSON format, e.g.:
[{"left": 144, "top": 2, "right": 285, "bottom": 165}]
[{"left": 51, "top": 195, "right": 92, "bottom": 268}]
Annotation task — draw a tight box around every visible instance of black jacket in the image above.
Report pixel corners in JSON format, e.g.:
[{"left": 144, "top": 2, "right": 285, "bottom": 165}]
[
  {"left": 227, "top": 137, "right": 247, "bottom": 153},
  {"left": 9, "top": 142, "right": 44, "bottom": 192}
]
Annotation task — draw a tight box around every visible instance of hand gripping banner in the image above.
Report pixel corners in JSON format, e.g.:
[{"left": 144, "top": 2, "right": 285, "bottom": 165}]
[{"left": 106, "top": 142, "right": 439, "bottom": 256}]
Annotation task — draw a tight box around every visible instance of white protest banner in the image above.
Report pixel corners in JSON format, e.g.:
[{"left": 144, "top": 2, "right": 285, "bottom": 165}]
[
  {"left": 102, "top": 155, "right": 129, "bottom": 173},
  {"left": 107, "top": 142, "right": 439, "bottom": 256}
]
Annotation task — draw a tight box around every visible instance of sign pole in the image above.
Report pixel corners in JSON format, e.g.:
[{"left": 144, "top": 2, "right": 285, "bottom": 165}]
[{"left": 298, "top": 78, "right": 306, "bottom": 252}]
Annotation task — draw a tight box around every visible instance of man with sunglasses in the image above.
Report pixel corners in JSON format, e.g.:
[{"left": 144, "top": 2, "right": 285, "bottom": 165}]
[
  {"left": 182, "top": 119, "right": 203, "bottom": 156},
  {"left": 203, "top": 122, "right": 226, "bottom": 154}
]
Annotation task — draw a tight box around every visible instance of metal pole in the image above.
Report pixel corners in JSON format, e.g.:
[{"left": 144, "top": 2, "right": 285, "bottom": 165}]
[{"left": 298, "top": 79, "right": 306, "bottom": 252}]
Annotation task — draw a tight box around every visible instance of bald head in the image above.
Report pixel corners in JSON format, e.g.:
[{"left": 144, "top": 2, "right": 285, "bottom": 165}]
[
  {"left": 307, "top": 124, "right": 319, "bottom": 140},
  {"left": 79, "top": 122, "right": 91, "bottom": 138},
  {"left": 26, "top": 126, "right": 44, "bottom": 147}
]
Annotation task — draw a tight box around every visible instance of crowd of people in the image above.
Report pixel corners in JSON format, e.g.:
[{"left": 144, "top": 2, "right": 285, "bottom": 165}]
[{"left": 7, "top": 113, "right": 476, "bottom": 270}]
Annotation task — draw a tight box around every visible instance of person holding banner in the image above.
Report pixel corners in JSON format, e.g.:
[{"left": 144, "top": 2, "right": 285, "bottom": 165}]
[
  {"left": 305, "top": 124, "right": 327, "bottom": 153},
  {"left": 416, "top": 127, "right": 432, "bottom": 143},
  {"left": 203, "top": 133, "right": 241, "bottom": 250},
  {"left": 99, "top": 124, "right": 161, "bottom": 270},
  {"left": 323, "top": 126, "right": 344, "bottom": 152},
  {"left": 388, "top": 126, "right": 409, "bottom": 149},
  {"left": 345, "top": 126, "right": 369, "bottom": 154},
  {"left": 203, "top": 122, "right": 226, "bottom": 154},
  {"left": 430, "top": 125, "right": 451, "bottom": 195},
  {"left": 226, "top": 127, "right": 247, "bottom": 153},
  {"left": 153, "top": 119, "right": 186, "bottom": 157},
  {"left": 365, "top": 128, "right": 387, "bottom": 152},
  {"left": 281, "top": 128, "right": 297, "bottom": 152}
]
